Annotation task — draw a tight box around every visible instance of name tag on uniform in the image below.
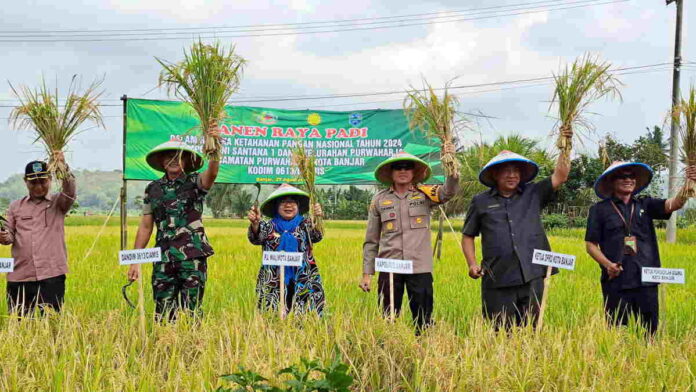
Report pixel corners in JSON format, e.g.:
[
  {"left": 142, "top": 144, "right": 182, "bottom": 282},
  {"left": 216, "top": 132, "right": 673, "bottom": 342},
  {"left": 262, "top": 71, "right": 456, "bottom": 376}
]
[
  {"left": 641, "top": 267, "right": 685, "bottom": 284},
  {"left": 375, "top": 258, "right": 413, "bottom": 274},
  {"left": 119, "top": 248, "right": 162, "bottom": 265},
  {"left": 0, "top": 258, "right": 14, "bottom": 273},
  {"left": 532, "top": 249, "right": 576, "bottom": 270},
  {"left": 262, "top": 251, "right": 303, "bottom": 267}
]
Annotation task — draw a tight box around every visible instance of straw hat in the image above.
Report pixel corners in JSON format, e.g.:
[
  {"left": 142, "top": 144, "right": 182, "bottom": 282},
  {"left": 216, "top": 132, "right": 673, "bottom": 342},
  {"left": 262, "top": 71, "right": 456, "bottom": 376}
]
[
  {"left": 593, "top": 161, "right": 653, "bottom": 200},
  {"left": 374, "top": 152, "right": 431, "bottom": 185},
  {"left": 478, "top": 150, "right": 539, "bottom": 188},
  {"left": 260, "top": 183, "right": 310, "bottom": 218},
  {"left": 145, "top": 141, "right": 204, "bottom": 173}
]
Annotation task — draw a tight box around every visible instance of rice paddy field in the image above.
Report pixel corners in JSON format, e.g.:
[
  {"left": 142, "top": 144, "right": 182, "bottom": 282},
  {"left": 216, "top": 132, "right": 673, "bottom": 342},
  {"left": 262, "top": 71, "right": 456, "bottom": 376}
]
[{"left": 0, "top": 216, "right": 694, "bottom": 391}]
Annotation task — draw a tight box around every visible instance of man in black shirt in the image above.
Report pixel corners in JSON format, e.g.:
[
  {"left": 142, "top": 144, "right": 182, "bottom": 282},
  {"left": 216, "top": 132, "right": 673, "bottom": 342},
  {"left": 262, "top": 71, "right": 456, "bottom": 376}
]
[
  {"left": 585, "top": 161, "right": 695, "bottom": 335},
  {"left": 462, "top": 148, "right": 570, "bottom": 329}
]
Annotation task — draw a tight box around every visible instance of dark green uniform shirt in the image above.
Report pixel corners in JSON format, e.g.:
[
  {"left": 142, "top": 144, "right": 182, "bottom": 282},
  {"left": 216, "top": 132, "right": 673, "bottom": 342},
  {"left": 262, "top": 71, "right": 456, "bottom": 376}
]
[{"left": 142, "top": 173, "right": 214, "bottom": 262}]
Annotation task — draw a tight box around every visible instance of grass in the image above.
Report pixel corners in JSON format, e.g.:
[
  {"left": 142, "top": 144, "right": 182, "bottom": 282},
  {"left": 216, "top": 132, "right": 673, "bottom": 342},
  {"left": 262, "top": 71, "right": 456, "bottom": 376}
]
[
  {"left": 0, "top": 217, "right": 694, "bottom": 391},
  {"left": 403, "top": 79, "right": 463, "bottom": 177},
  {"left": 550, "top": 54, "right": 621, "bottom": 165},
  {"left": 9, "top": 76, "right": 104, "bottom": 179},
  {"left": 674, "top": 85, "right": 696, "bottom": 198},
  {"left": 157, "top": 40, "right": 246, "bottom": 160}
]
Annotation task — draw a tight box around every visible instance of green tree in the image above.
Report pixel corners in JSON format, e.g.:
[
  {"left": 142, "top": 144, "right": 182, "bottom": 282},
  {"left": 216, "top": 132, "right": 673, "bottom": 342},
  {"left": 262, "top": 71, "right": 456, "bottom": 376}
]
[
  {"left": 230, "top": 188, "right": 252, "bottom": 218},
  {"left": 0, "top": 197, "right": 9, "bottom": 215},
  {"left": 206, "top": 184, "right": 237, "bottom": 218},
  {"left": 604, "top": 134, "right": 632, "bottom": 162},
  {"left": 633, "top": 126, "right": 668, "bottom": 171},
  {"left": 555, "top": 153, "right": 603, "bottom": 208}
]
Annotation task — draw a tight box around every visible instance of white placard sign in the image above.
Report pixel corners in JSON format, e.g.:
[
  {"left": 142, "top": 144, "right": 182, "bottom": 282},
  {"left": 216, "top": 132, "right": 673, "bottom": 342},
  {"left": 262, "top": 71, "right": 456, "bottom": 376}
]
[
  {"left": 375, "top": 258, "right": 414, "bottom": 274},
  {"left": 0, "top": 258, "right": 14, "bottom": 273},
  {"left": 642, "top": 267, "right": 685, "bottom": 284},
  {"left": 532, "top": 249, "right": 576, "bottom": 271},
  {"left": 262, "top": 251, "right": 303, "bottom": 267},
  {"left": 119, "top": 248, "right": 162, "bottom": 265}
]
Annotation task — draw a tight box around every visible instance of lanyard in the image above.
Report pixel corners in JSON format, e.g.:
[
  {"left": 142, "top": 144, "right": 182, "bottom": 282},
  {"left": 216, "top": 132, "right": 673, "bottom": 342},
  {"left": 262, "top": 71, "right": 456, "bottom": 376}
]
[{"left": 610, "top": 201, "right": 635, "bottom": 236}]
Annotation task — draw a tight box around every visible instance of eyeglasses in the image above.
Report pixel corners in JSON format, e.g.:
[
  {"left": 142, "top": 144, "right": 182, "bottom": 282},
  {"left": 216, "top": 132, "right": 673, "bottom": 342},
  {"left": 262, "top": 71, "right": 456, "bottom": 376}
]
[
  {"left": 613, "top": 173, "right": 636, "bottom": 180},
  {"left": 391, "top": 163, "right": 414, "bottom": 171}
]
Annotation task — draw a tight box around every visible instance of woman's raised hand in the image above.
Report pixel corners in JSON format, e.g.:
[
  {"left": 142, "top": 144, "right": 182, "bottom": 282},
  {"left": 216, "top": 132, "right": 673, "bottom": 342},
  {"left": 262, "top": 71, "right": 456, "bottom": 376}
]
[
  {"left": 248, "top": 205, "right": 261, "bottom": 231},
  {"left": 313, "top": 203, "right": 323, "bottom": 218}
]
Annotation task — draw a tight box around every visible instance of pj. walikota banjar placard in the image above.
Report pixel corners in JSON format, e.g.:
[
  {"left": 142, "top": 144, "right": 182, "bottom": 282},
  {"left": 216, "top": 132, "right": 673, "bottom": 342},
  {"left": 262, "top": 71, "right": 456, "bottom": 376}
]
[{"left": 124, "top": 98, "right": 444, "bottom": 184}]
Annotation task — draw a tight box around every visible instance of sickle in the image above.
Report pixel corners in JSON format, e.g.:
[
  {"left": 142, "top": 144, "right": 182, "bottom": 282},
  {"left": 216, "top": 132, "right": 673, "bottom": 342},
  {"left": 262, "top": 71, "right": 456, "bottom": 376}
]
[{"left": 121, "top": 280, "right": 136, "bottom": 309}]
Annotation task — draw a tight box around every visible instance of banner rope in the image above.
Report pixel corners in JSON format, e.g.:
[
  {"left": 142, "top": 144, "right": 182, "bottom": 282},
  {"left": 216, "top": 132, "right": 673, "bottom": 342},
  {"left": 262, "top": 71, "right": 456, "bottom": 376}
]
[{"left": 79, "top": 193, "right": 121, "bottom": 264}]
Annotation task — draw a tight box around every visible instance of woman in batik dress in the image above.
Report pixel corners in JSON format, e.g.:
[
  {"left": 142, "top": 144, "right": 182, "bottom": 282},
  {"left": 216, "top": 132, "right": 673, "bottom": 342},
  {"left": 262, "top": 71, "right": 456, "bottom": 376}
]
[{"left": 247, "top": 183, "right": 326, "bottom": 316}]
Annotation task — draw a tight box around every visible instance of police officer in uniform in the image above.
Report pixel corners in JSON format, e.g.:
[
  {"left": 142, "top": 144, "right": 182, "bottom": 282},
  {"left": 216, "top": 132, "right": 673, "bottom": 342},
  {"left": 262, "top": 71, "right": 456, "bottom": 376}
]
[{"left": 360, "top": 144, "right": 459, "bottom": 333}]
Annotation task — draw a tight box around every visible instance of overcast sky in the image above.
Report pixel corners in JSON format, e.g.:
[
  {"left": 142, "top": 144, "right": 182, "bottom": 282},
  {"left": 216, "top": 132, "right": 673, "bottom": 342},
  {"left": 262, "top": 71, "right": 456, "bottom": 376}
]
[{"left": 0, "top": 0, "right": 693, "bottom": 181}]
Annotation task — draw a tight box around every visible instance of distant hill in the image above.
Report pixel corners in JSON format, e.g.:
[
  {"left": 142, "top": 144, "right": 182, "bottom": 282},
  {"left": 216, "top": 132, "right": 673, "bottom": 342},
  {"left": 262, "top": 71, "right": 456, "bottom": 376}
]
[{"left": 0, "top": 170, "right": 147, "bottom": 214}]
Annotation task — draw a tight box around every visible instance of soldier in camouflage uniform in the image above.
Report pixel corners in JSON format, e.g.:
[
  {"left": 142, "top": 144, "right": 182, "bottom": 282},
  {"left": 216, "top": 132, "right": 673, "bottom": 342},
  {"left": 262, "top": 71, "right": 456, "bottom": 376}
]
[{"left": 127, "top": 138, "right": 219, "bottom": 321}]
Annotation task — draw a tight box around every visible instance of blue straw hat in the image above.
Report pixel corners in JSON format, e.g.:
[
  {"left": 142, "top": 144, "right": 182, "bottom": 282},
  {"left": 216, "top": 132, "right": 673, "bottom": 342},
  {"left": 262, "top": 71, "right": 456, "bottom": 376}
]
[
  {"left": 593, "top": 161, "right": 653, "bottom": 200},
  {"left": 478, "top": 150, "right": 539, "bottom": 188}
]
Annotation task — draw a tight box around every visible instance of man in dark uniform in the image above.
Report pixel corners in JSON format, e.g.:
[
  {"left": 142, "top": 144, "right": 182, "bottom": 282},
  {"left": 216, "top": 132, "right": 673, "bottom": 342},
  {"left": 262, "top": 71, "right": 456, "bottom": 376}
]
[
  {"left": 461, "top": 148, "right": 570, "bottom": 329},
  {"left": 585, "top": 161, "right": 696, "bottom": 335},
  {"left": 127, "top": 139, "right": 219, "bottom": 321}
]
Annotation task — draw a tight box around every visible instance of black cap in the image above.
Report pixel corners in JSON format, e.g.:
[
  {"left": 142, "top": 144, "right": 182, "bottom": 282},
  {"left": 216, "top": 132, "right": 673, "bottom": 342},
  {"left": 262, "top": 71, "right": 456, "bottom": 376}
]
[{"left": 24, "top": 161, "right": 49, "bottom": 180}]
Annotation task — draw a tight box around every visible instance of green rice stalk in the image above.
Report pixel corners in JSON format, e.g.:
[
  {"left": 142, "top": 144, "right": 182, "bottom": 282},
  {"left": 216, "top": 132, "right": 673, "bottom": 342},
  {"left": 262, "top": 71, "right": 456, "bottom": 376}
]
[
  {"left": 673, "top": 85, "right": 696, "bottom": 199},
  {"left": 550, "top": 54, "right": 622, "bottom": 166},
  {"left": 291, "top": 140, "right": 323, "bottom": 233},
  {"left": 157, "top": 40, "right": 246, "bottom": 160},
  {"left": 9, "top": 76, "right": 104, "bottom": 180},
  {"left": 403, "top": 80, "right": 463, "bottom": 177}
]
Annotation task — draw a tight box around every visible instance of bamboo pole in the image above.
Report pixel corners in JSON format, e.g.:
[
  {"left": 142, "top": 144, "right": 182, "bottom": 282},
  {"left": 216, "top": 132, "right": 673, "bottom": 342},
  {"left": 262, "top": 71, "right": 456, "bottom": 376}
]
[
  {"left": 536, "top": 266, "right": 553, "bottom": 332},
  {"left": 433, "top": 213, "right": 444, "bottom": 260},
  {"left": 121, "top": 94, "right": 145, "bottom": 341},
  {"left": 279, "top": 267, "right": 286, "bottom": 320},
  {"left": 389, "top": 272, "right": 395, "bottom": 322}
]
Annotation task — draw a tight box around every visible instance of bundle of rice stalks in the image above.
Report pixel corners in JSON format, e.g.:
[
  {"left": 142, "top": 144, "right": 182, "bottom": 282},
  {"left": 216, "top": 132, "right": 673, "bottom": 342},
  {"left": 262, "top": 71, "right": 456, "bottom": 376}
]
[
  {"left": 673, "top": 85, "right": 696, "bottom": 199},
  {"left": 9, "top": 77, "right": 104, "bottom": 180},
  {"left": 550, "top": 54, "right": 622, "bottom": 166},
  {"left": 157, "top": 40, "right": 246, "bottom": 160},
  {"left": 403, "top": 80, "right": 463, "bottom": 177},
  {"left": 290, "top": 140, "right": 322, "bottom": 233}
]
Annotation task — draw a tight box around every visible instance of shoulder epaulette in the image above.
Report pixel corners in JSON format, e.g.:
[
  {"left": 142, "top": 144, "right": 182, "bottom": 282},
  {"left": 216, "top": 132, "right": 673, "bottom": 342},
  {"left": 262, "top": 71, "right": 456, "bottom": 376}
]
[{"left": 417, "top": 184, "right": 441, "bottom": 203}]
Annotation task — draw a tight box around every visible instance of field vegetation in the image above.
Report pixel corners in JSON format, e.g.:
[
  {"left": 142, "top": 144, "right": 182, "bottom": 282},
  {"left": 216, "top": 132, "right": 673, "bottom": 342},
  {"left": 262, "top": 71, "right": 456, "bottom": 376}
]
[{"left": 0, "top": 217, "right": 693, "bottom": 391}]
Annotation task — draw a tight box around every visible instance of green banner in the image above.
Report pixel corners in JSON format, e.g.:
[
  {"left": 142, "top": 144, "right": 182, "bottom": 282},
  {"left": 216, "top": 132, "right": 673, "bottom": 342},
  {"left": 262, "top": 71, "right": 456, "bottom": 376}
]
[{"left": 125, "top": 98, "right": 444, "bottom": 184}]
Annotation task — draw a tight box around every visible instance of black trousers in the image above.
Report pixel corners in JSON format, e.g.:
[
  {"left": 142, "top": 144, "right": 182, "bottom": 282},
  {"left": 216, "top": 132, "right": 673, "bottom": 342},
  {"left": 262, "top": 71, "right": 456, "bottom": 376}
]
[
  {"left": 602, "top": 283, "right": 659, "bottom": 335},
  {"left": 6, "top": 275, "right": 66, "bottom": 316},
  {"left": 482, "top": 277, "right": 544, "bottom": 330},
  {"left": 378, "top": 272, "right": 433, "bottom": 332}
]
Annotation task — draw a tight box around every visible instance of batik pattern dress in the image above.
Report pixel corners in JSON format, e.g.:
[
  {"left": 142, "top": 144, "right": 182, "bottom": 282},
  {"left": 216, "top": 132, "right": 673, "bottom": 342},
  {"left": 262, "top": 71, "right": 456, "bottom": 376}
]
[{"left": 247, "top": 220, "right": 325, "bottom": 315}]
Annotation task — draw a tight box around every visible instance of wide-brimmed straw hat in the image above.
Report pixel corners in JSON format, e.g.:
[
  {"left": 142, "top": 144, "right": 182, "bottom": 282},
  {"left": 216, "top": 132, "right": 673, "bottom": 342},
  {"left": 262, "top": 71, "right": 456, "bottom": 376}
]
[
  {"left": 594, "top": 161, "right": 653, "bottom": 200},
  {"left": 260, "top": 183, "right": 310, "bottom": 218},
  {"left": 374, "top": 152, "right": 431, "bottom": 185},
  {"left": 145, "top": 141, "right": 204, "bottom": 173},
  {"left": 478, "top": 150, "right": 539, "bottom": 188}
]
